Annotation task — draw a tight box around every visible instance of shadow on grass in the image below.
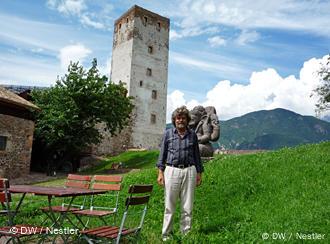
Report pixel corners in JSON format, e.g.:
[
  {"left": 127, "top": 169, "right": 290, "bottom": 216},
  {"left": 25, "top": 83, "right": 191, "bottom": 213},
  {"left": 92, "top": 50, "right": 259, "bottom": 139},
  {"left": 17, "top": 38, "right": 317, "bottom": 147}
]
[{"left": 199, "top": 223, "right": 224, "bottom": 234}]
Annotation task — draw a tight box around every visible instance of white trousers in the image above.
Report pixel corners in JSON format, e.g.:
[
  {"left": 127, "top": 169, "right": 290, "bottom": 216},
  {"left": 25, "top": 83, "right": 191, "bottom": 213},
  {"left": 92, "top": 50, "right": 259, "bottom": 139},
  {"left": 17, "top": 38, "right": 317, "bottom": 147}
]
[{"left": 162, "top": 165, "right": 197, "bottom": 236}]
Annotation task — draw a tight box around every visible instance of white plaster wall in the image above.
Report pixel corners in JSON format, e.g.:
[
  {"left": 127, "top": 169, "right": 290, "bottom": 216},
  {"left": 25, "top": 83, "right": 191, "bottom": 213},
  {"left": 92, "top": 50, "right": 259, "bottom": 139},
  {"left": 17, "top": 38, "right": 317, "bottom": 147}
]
[
  {"left": 110, "top": 22, "right": 134, "bottom": 90},
  {"left": 103, "top": 7, "right": 169, "bottom": 152},
  {"left": 129, "top": 16, "right": 169, "bottom": 148}
]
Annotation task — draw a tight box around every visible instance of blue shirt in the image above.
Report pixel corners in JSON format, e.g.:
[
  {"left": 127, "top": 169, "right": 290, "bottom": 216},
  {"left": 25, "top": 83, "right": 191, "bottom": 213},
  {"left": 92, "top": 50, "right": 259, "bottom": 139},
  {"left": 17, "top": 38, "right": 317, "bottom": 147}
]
[{"left": 156, "top": 127, "right": 203, "bottom": 173}]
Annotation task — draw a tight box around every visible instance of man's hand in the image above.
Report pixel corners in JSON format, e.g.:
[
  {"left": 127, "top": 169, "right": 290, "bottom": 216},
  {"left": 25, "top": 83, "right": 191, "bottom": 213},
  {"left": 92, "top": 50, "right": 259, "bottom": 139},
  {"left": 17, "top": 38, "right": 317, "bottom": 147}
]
[
  {"left": 157, "top": 170, "right": 164, "bottom": 186},
  {"left": 196, "top": 173, "right": 202, "bottom": 186}
]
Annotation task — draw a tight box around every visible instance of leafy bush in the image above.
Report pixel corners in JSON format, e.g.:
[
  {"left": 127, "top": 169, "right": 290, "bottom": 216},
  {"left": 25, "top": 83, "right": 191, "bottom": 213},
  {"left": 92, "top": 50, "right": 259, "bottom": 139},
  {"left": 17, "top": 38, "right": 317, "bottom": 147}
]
[{"left": 31, "top": 59, "right": 133, "bottom": 173}]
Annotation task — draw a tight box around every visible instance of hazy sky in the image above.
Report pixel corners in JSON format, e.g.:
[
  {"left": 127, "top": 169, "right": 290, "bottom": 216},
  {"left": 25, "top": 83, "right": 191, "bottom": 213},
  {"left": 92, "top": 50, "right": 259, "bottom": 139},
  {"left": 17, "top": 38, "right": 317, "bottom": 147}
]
[{"left": 1, "top": 0, "right": 330, "bottom": 121}]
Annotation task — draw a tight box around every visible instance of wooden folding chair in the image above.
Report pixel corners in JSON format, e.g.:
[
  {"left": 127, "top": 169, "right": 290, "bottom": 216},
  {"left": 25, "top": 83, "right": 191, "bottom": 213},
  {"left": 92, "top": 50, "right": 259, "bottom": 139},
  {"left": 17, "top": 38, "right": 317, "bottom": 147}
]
[
  {"left": 40, "top": 174, "right": 92, "bottom": 213},
  {"left": 40, "top": 174, "right": 92, "bottom": 228},
  {"left": 0, "top": 178, "right": 46, "bottom": 244},
  {"left": 81, "top": 184, "right": 153, "bottom": 244},
  {"left": 73, "top": 175, "right": 123, "bottom": 228}
]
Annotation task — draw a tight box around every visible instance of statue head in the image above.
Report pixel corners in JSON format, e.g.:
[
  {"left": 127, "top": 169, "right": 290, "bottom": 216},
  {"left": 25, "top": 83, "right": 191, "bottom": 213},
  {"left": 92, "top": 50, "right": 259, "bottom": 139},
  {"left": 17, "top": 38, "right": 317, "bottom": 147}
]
[
  {"left": 189, "top": 106, "right": 206, "bottom": 128},
  {"left": 205, "top": 106, "right": 217, "bottom": 115}
]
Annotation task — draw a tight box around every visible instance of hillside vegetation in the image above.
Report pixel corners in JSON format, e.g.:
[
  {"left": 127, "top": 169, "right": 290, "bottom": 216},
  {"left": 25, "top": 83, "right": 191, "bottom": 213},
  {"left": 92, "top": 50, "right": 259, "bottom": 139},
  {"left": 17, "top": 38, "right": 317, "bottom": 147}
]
[
  {"left": 219, "top": 108, "right": 330, "bottom": 150},
  {"left": 13, "top": 142, "right": 329, "bottom": 243}
]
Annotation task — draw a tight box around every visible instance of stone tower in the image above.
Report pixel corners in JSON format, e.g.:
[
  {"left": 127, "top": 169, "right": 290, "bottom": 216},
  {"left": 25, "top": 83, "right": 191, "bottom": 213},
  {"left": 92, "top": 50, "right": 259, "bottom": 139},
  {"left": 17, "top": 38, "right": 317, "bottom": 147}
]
[{"left": 95, "top": 5, "right": 169, "bottom": 154}]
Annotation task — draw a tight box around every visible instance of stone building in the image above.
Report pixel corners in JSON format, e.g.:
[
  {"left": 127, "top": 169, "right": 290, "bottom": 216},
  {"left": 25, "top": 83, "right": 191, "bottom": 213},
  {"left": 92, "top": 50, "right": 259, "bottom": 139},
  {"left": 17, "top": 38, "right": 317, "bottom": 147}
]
[
  {"left": 0, "top": 86, "right": 40, "bottom": 179},
  {"left": 93, "top": 5, "right": 170, "bottom": 155}
]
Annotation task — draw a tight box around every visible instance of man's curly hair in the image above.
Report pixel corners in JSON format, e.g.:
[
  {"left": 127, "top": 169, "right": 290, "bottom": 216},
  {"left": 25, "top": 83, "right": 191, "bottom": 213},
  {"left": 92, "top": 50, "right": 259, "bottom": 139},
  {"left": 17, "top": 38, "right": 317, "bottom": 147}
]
[{"left": 171, "top": 106, "right": 191, "bottom": 126}]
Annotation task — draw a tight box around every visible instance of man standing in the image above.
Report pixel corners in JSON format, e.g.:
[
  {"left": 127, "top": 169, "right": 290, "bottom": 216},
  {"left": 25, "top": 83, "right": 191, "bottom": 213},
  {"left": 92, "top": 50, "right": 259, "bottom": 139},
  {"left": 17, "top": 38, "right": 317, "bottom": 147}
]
[{"left": 157, "top": 106, "right": 203, "bottom": 241}]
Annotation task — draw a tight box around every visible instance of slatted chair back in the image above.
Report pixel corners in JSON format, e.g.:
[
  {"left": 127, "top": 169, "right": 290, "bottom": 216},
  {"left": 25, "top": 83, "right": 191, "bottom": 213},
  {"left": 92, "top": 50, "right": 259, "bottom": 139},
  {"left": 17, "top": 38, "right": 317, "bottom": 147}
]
[
  {"left": 0, "top": 178, "right": 11, "bottom": 204},
  {"left": 116, "top": 184, "right": 153, "bottom": 243},
  {"left": 0, "top": 178, "right": 47, "bottom": 242},
  {"left": 125, "top": 184, "right": 153, "bottom": 208},
  {"left": 62, "top": 174, "right": 92, "bottom": 209},
  {"left": 72, "top": 175, "right": 123, "bottom": 228},
  {"left": 80, "top": 184, "right": 153, "bottom": 244},
  {"left": 92, "top": 175, "right": 122, "bottom": 190},
  {"left": 0, "top": 178, "right": 13, "bottom": 226},
  {"left": 90, "top": 175, "right": 123, "bottom": 211},
  {"left": 0, "top": 178, "right": 10, "bottom": 201},
  {"left": 65, "top": 174, "right": 92, "bottom": 189}
]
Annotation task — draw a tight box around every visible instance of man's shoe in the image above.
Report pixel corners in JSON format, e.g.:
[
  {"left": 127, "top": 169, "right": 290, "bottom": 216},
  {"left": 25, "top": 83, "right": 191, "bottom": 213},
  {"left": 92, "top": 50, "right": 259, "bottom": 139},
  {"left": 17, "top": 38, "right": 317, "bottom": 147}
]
[
  {"left": 162, "top": 236, "right": 170, "bottom": 241},
  {"left": 162, "top": 235, "right": 172, "bottom": 241},
  {"left": 181, "top": 229, "right": 191, "bottom": 237}
]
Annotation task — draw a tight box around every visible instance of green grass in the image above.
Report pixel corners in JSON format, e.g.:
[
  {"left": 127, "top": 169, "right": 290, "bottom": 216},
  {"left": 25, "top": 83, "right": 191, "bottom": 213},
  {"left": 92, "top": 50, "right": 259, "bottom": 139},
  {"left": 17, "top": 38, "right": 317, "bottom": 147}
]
[
  {"left": 83, "top": 150, "right": 159, "bottom": 173},
  {"left": 7, "top": 142, "right": 330, "bottom": 243}
]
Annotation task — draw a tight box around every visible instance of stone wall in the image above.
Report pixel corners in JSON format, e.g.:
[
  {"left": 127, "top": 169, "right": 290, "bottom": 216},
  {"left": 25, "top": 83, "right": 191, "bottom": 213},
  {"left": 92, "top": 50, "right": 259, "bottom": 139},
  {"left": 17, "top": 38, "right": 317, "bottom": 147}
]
[
  {"left": 0, "top": 114, "right": 34, "bottom": 179},
  {"left": 91, "top": 122, "right": 134, "bottom": 156}
]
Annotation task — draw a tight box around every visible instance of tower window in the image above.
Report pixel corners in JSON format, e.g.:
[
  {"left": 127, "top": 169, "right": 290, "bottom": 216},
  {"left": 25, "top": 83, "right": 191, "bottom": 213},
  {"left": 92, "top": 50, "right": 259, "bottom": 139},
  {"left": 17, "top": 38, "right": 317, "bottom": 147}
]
[
  {"left": 0, "top": 136, "right": 7, "bottom": 151},
  {"left": 152, "top": 90, "right": 157, "bottom": 99},
  {"left": 157, "top": 22, "right": 161, "bottom": 31},
  {"left": 119, "top": 23, "right": 122, "bottom": 29},
  {"left": 148, "top": 46, "right": 153, "bottom": 54},
  {"left": 147, "top": 68, "right": 152, "bottom": 76},
  {"left": 139, "top": 80, "right": 143, "bottom": 87},
  {"left": 143, "top": 16, "right": 148, "bottom": 26},
  {"left": 126, "top": 18, "right": 129, "bottom": 23},
  {"left": 151, "top": 114, "right": 156, "bottom": 124}
]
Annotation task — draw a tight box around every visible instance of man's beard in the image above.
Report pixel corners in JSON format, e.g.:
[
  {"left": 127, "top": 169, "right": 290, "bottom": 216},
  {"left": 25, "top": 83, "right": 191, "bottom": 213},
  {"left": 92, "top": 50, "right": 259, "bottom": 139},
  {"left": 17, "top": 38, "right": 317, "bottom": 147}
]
[{"left": 176, "top": 123, "right": 186, "bottom": 129}]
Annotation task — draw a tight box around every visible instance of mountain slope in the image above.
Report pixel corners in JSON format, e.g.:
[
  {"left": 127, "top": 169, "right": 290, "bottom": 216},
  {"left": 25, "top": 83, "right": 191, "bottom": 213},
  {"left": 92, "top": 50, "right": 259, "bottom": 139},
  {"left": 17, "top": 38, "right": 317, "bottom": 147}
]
[
  {"left": 219, "top": 108, "right": 330, "bottom": 149},
  {"left": 114, "top": 142, "right": 330, "bottom": 242}
]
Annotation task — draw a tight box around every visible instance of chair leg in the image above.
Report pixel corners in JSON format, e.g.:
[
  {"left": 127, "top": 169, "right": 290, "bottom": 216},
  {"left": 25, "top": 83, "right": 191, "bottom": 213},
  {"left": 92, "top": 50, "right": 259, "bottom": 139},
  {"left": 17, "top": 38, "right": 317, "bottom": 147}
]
[
  {"left": 82, "top": 234, "right": 94, "bottom": 244},
  {"left": 135, "top": 229, "right": 142, "bottom": 243},
  {"left": 116, "top": 211, "right": 128, "bottom": 244},
  {"left": 113, "top": 212, "right": 117, "bottom": 225},
  {"left": 37, "top": 233, "right": 48, "bottom": 244},
  {"left": 4, "top": 237, "right": 13, "bottom": 244},
  {"left": 74, "top": 214, "right": 89, "bottom": 229},
  {"left": 10, "top": 237, "right": 22, "bottom": 244},
  {"left": 100, "top": 217, "right": 108, "bottom": 225}
]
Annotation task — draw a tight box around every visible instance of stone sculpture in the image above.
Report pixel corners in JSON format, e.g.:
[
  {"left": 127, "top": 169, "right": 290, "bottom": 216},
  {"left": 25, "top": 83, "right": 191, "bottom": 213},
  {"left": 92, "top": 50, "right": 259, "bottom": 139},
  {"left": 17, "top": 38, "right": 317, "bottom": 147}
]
[{"left": 189, "top": 106, "right": 220, "bottom": 157}]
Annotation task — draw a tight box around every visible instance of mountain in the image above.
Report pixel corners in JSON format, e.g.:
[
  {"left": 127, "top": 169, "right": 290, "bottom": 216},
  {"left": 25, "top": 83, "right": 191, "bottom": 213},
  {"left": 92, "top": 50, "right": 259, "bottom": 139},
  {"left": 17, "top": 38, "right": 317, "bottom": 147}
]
[
  {"left": 165, "top": 108, "right": 330, "bottom": 150},
  {"left": 218, "top": 108, "right": 330, "bottom": 149},
  {"left": 322, "top": 114, "right": 330, "bottom": 122}
]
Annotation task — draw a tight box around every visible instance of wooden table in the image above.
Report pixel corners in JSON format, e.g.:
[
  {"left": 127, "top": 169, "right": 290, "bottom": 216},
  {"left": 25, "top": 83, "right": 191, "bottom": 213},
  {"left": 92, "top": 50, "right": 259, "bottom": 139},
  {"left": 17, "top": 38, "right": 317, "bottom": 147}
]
[
  {"left": 9, "top": 185, "right": 107, "bottom": 197},
  {"left": 9, "top": 185, "right": 107, "bottom": 243}
]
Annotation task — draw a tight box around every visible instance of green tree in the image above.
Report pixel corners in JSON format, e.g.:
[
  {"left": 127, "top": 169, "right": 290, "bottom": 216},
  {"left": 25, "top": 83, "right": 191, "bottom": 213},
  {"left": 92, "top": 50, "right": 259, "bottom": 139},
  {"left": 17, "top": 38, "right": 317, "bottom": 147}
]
[
  {"left": 31, "top": 59, "right": 134, "bottom": 173},
  {"left": 313, "top": 55, "right": 330, "bottom": 114}
]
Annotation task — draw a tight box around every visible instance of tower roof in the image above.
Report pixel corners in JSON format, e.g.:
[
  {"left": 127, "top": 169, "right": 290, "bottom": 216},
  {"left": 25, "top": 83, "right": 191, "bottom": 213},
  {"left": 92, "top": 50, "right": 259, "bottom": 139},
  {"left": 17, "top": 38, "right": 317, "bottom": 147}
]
[{"left": 114, "top": 5, "right": 170, "bottom": 27}]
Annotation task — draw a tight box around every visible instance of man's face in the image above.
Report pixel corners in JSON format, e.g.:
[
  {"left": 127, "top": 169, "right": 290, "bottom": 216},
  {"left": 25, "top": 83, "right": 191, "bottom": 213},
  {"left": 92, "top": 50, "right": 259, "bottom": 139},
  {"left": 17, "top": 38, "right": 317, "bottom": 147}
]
[{"left": 175, "top": 114, "right": 188, "bottom": 130}]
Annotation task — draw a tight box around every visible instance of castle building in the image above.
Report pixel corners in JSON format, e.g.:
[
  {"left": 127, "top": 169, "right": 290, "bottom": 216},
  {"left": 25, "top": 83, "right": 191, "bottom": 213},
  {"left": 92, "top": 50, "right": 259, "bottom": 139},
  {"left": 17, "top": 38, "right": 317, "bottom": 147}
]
[
  {"left": 93, "top": 5, "right": 169, "bottom": 154},
  {"left": 0, "top": 86, "right": 40, "bottom": 179}
]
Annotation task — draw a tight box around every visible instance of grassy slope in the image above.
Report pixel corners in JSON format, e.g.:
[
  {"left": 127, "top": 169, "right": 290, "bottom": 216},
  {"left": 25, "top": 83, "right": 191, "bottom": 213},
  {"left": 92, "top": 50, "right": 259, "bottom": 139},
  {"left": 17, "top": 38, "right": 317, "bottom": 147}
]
[
  {"left": 84, "top": 150, "right": 159, "bottom": 173},
  {"left": 12, "top": 142, "right": 330, "bottom": 243},
  {"left": 121, "top": 142, "right": 330, "bottom": 243}
]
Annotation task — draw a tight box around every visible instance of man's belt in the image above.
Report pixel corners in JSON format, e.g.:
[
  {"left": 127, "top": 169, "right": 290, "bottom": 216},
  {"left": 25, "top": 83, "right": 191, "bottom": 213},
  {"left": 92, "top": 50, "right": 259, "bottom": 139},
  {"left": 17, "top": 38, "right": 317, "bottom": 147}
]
[{"left": 166, "top": 163, "right": 193, "bottom": 169}]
